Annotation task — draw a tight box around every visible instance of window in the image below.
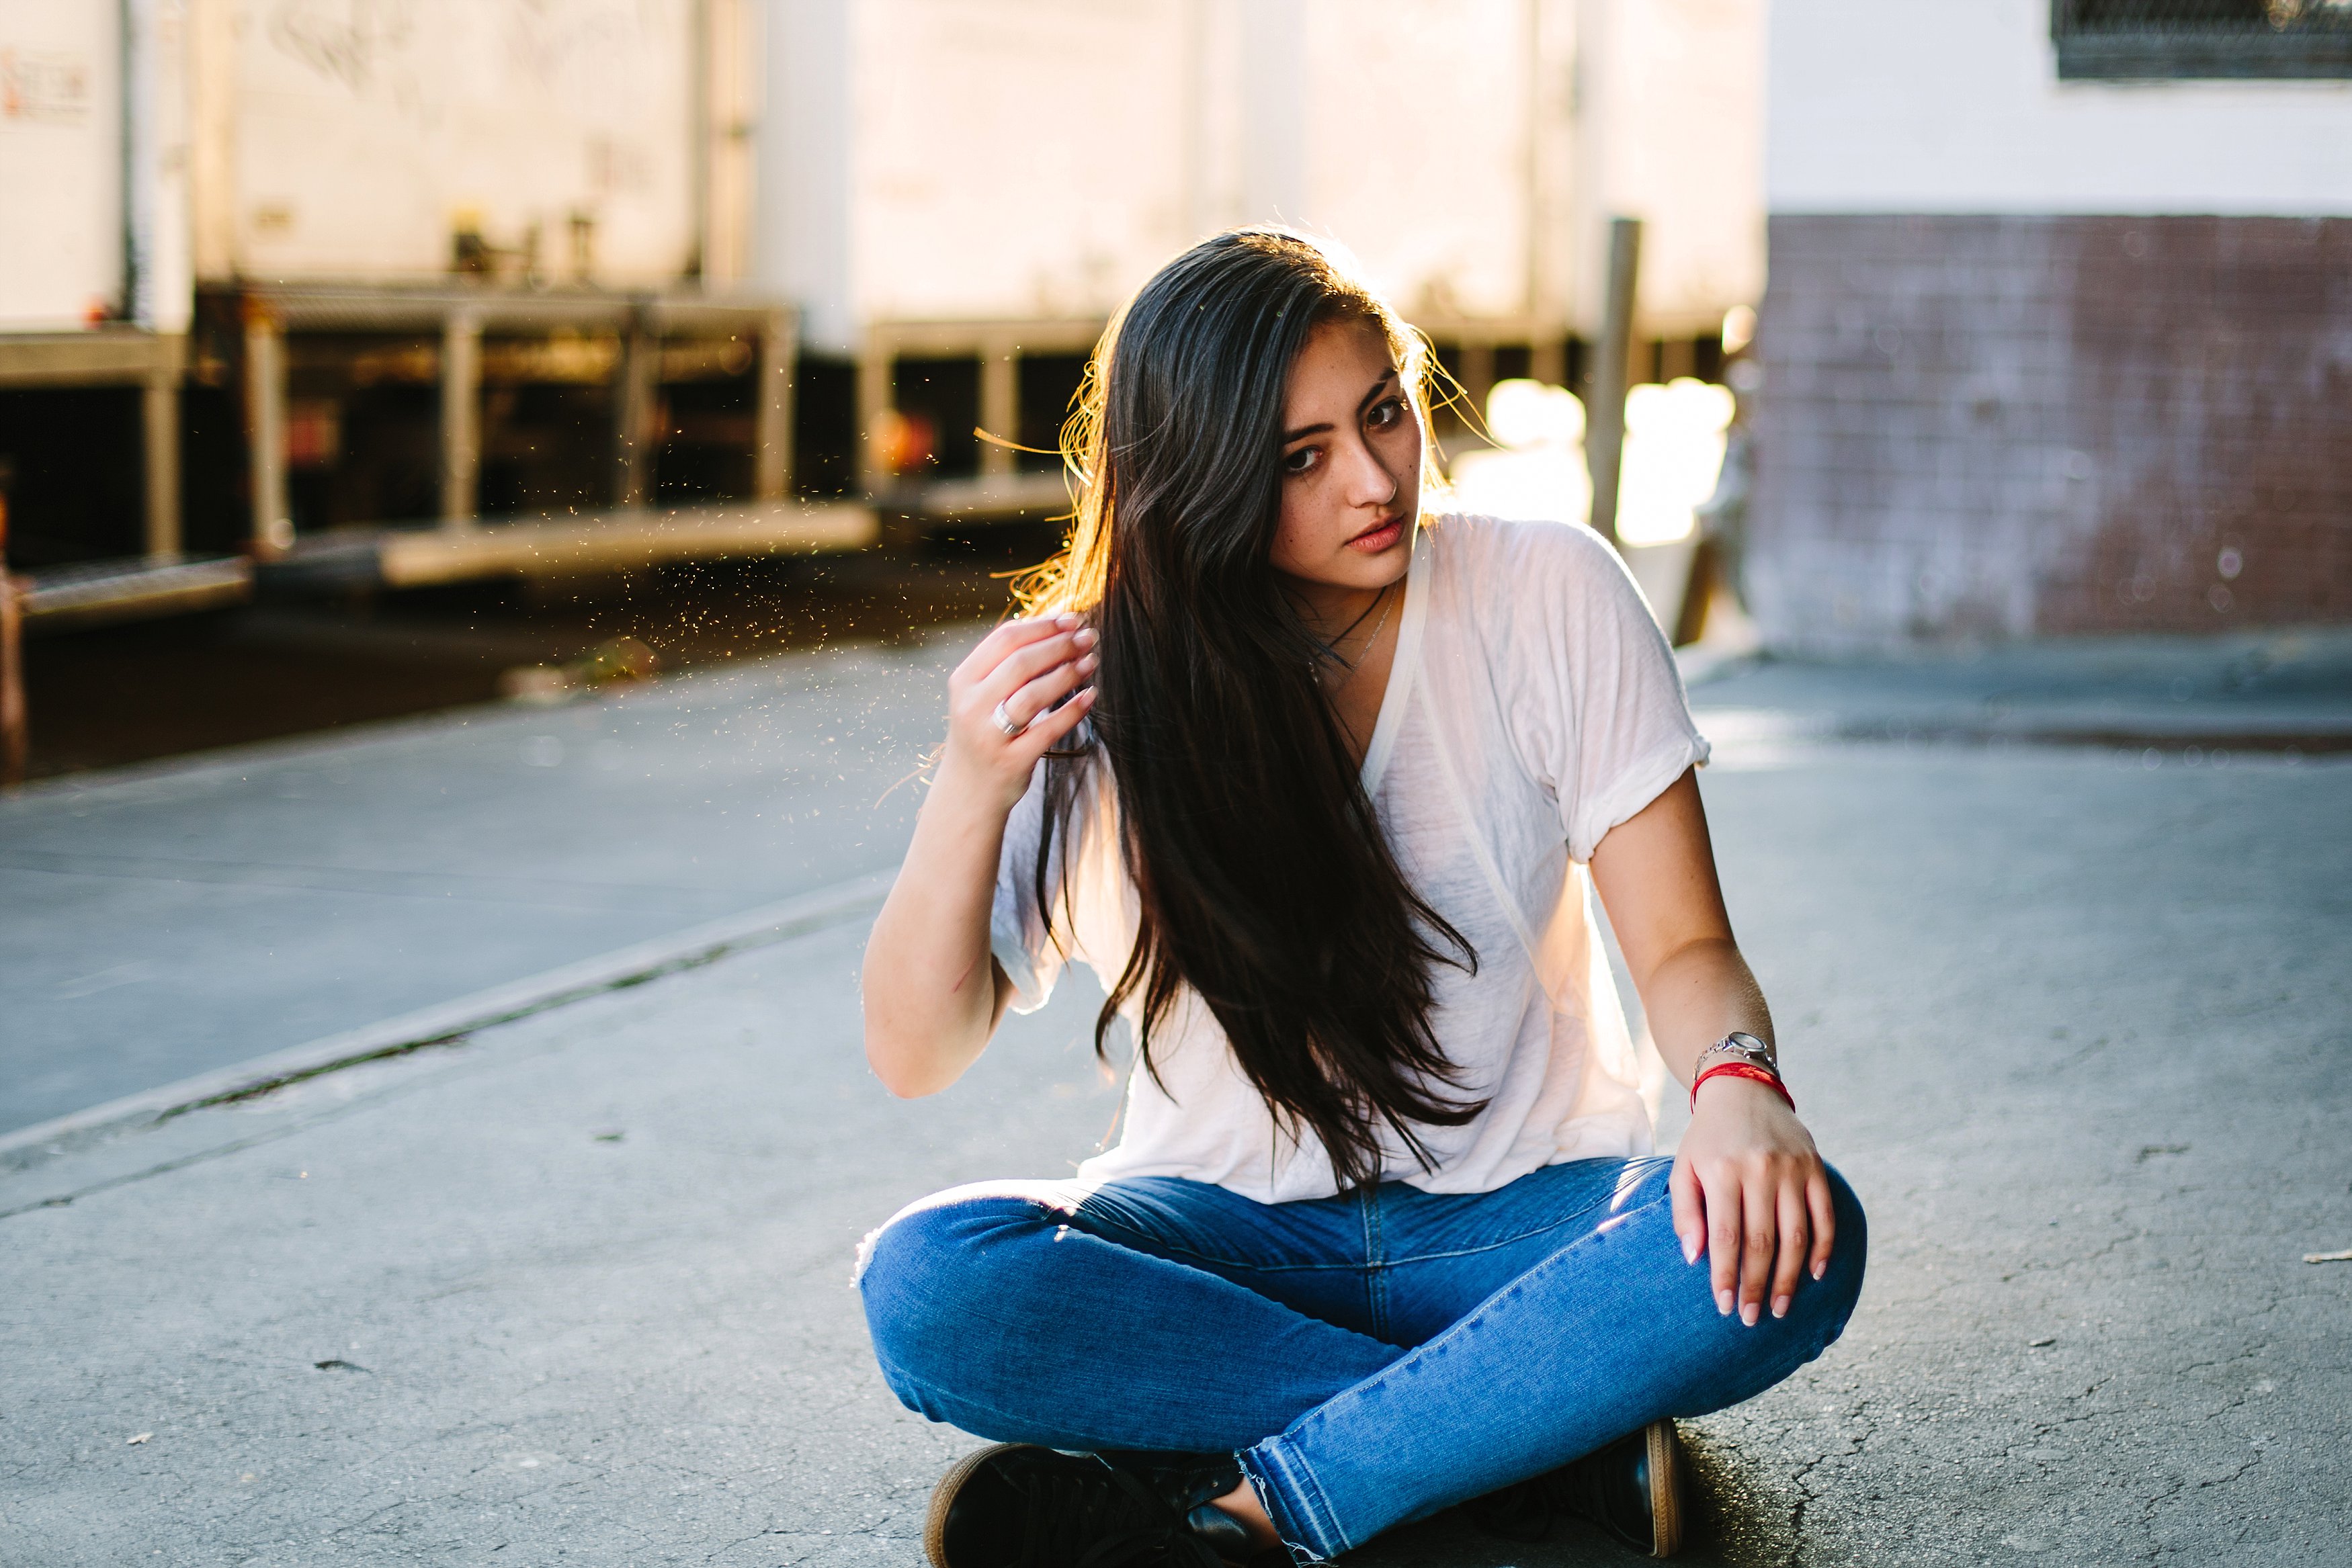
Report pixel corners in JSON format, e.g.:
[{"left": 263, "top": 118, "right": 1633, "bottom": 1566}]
[{"left": 2054, "top": 0, "right": 2352, "bottom": 78}]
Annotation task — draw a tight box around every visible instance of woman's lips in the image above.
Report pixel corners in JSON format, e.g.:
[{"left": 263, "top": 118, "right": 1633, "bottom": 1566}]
[{"left": 1345, "top": 516, "right": 1406, "bottom": 553}]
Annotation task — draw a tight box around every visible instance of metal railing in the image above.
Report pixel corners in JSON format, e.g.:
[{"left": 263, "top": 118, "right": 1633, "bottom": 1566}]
[{"left": 237, "top": 284, "right": 799, "bottom": 552}]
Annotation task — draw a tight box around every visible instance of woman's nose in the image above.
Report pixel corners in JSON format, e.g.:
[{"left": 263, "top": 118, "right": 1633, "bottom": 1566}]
[{"left": 1340, "top": 435, "right": 1398, "bottom": 507}]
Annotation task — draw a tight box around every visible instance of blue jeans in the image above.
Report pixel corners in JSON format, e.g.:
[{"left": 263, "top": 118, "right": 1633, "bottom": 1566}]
[{"left": 859, "top": 1156, "right": 1865, "bottom": 1562}]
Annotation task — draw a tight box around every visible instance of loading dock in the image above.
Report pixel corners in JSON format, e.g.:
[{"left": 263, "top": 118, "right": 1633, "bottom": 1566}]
[
  {"left": 851, "top": 314, "right": 1581, "bottom": 537},
  {"left": 857, "top": 319, "right": 1105, "bottom": 529},
  {"left": 232, "top": 283, "right": 873, "bottom": 592},
  {"left": 0, "top": 331, "right": 250, "bottom": 629}
]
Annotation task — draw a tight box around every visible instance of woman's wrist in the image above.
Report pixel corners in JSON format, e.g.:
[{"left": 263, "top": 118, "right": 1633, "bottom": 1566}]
[
  {"left": 1690, "top": 1061, "right": 1794, "bottom": 1115},
  {"left": 1691, "top": 1030, "right": 1776, "bottom": 1078},
  {"left": 927, "top": 744, "right": 1027, "bottom": 822}
]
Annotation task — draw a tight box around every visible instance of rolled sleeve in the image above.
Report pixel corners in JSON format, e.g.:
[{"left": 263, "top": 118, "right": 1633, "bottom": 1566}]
[{"left": 1567, "top": 730, "right": 1710, "bottom": 864}]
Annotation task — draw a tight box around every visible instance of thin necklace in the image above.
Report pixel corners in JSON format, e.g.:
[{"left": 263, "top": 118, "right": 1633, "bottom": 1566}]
[{"left": 1312, "top": 582, "right": 1397, "bottom": 684}]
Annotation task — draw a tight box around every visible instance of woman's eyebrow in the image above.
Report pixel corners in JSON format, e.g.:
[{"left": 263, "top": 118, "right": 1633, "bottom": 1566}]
[{"left": 1282, "top": 369, "right": 1402, "bottom": 445}]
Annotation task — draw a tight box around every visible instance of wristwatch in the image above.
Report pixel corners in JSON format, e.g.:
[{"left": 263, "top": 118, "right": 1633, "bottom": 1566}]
[{"left": 1694, "top": 1031, "right": 1778, "bottom": 1076}]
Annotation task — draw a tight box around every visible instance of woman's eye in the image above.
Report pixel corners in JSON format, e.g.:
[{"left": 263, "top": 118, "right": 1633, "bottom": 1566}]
[
  {"left": 1282, "top": 446, "right": 1320, "bottom": 476},
  {"left": 1365, "top": 398, "right": 1403, "bottom": 431}
]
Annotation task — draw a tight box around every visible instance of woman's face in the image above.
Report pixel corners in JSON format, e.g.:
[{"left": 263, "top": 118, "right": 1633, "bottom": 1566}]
[{"left": 1268, "top": 316, "right": 1420, "bottom": 598}]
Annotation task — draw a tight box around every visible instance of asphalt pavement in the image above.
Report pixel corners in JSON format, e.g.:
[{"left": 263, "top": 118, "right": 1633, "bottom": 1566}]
[
  {"left": 5, "top": 619, "right": 2349, "bottom": 1564},
  {"left": 11, "top": 616, "right": 2349, "bottom": 1143},
  {"left": 0, "top": 635, "right": 963, "bottom": 1135},
  {"left": 1685, "top": 625, "right": 2352, "bottom": 751}
]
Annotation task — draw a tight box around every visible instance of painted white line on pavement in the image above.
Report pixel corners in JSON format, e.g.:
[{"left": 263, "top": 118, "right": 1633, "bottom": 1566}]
[{"left": 0, "top": 867, "right": 898, "bottom": 1174}]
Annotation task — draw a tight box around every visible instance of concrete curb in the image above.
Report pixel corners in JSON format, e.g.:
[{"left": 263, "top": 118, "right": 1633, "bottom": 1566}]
[{"left": 0, "top": 868, "right": 896, "bottom": 1176}]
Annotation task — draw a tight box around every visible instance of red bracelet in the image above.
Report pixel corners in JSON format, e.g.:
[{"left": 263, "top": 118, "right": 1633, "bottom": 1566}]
[{"left": 1690, "top": 1061, "right": 1794, "bottom": 1113}]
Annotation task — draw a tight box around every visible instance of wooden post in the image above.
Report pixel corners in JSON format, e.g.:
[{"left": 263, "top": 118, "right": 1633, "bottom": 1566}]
[
  {"left": 754, "top": 308, "right": 796, "bottom": 502},
  {"left": 1530, "top": 339, "right": 1566, "bottom": 389},
  {"left": 979, "top": 343, "right": 1017, "bottom": 480},
  {"left": 0, "top": 478, "right": 24, "bottom": 787},
  {"left": 614, "top": 309, "right": 659, "bottom": 508},
  {"left": 857, "top": 330, "right": 892, "bottom": 500},
  {"left": 142, "top": 362, "right": 182, "bottom": 562},
  {"left": 242, "top": 298, "right": 290, "bottom": 555},
  {"left": 697, "top": 0, "right": 757, "bottom": 288},
  {"left": 1459, "top": 342, "right": 1497, "bottom": 433},
  {"left": 440, "top": 308, "right": 482, "bottom": 528},
  {"left": 1587, "top": 216, "right": 1642, "bottom": 548}
]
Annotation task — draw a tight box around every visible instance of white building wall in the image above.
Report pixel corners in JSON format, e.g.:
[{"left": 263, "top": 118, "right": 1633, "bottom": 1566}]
[
  {"left": 223, "top": 0, "right": 699, "bottom": 283},
  {"left": 128, "top": 0, "right": 194, "bottom": 333},
  {"left": 1570, "top": 0, "right": 1765, "bottom": 337},
  {"left": 847, "top": 0, "right": 1195, "bottom": 326},
  {"left": 759, "top": 0, "right": 855, "bottom": 351},
  {"left": 0, "top": 0, "right": 124, "bottom": 330},
  {"left": 759, "top": 0, "right": 1764, "bottom": 345},
  {"left": 1236, "top": 0, "right": 1305, "bottom": 226},
  {"left": 1770, "top": 0, "right": 2352, "bottom": 215},
  {"left": 1304, "top": 0, "right": 1542, "bottom": 322}
]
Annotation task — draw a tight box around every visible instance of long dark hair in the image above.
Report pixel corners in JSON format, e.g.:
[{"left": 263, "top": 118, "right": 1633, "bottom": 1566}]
[{"left": 1020, "top": 228, "right": 1480, "bottom": 1189}]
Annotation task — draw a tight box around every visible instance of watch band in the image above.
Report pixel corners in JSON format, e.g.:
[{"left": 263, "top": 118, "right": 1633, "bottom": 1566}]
[
  {"left": 1694, "top": 1030, "right": 1777, "bottom": 1076},
  {"left": 1691, "top": 1061, "right": 1795, "bottom": 1113}
]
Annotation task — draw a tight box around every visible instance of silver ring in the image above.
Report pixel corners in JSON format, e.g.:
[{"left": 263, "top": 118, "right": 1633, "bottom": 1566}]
[{"left": 991, "top": 699, "right": 1028, "bottom": 738}]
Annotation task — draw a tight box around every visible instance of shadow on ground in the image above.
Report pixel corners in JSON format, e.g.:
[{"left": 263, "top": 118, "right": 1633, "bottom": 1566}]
[
  {"left": 17, "top": 526, "right": 1060, "bottom": 780},
  {"left": 1347, "top": 1428, "right": 1798, "bottom": 1566}
]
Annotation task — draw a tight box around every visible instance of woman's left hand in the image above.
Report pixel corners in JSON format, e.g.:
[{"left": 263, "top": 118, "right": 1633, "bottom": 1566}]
[
  {"left": 1669, "top": 1076, "right": 1836, "bottom": 1325},
  {"left": 1587, "top": 770, "right": 1838, "bottom": 1325}
]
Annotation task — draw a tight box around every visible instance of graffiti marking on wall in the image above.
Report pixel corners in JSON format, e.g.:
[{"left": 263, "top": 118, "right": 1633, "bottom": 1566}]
[{"left": 0, "top": 48, "right": 91, "bottom": 126}]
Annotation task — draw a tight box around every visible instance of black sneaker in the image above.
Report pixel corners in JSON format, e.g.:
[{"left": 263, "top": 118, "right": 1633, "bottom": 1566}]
[
  {"left": 924, "top": 1443, "right": 1258, "bottom": 1568},
  {"left": 1546, "top": 1419, "right": 1685, "bottom": 1557},
  {"left": 1461, "top": 1419, "right": 1685, "bottom": 1558}
]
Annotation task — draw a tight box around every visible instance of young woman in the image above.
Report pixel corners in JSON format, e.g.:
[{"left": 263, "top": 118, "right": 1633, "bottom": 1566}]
[{"left": 857, "top": 230, "right": 1865, "bottom": 1567}]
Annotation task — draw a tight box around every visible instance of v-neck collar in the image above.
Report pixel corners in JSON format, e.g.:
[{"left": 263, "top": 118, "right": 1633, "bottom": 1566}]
[{"left": 1357, "top": 521, "right": 1429, "bottom": 796}]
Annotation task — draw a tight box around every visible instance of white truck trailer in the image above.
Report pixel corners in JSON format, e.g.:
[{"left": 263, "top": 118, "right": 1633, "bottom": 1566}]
[
  {"left": 2, "top": 0, "right": 1761, "bottom": 624},
  {"left": 1, "top": 0, "right": 865, "bottom": 629},
  {"left": 755, "top": 0, "right": 1762, "bottom": 527}
]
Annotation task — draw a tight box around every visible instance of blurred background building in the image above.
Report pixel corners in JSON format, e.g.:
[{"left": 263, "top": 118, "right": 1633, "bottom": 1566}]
[
  {"left": 759, "top": 0, "right": 1757, "bottom": 533},
  {"left": 0, "top": 0, "right": 2343, "bottom": 663},
  {"left": 0, "top": 0, "right": 1757, "bottom": 632},
  {"left": 2, "top": 0, "right": 847, "bottom": 632},
  {"left": 1756, "top": 0, "right": 2352, "bottom": 650}
]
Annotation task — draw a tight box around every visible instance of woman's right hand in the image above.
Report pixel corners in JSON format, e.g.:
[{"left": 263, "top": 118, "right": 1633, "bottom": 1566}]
[
  {"left": 938, "top": 613, "right": 1097, "bottom": 813},
  {"left": 864, "top": 613, "right": 1096, "bottom": 1095}
]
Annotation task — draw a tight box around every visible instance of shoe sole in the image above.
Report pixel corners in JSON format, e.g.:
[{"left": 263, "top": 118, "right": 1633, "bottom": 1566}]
[
  {"left": 925, "top": 1442, "right": 1039, "bottom": 1568},
  {"left": 1646, "top": 1420, "right": 1683, "bottom": 1558}
]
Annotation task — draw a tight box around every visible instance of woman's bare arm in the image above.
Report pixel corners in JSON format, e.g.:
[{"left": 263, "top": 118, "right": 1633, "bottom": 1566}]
[
  {"left": 861, "top": 615, "right": 1095, "bottom": 1097},
  {"left": 1589, "top": 767, "right": 1837, "bottom": 1325}
]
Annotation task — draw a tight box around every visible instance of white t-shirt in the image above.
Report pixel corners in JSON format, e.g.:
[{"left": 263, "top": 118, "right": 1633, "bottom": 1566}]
[{"left": 989, "top": 514, "right": 1711, "bottom": 1203}]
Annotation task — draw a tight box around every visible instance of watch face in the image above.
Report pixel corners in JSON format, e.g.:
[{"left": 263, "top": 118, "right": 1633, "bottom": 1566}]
[{"left": 1715, "top": 1033, "right": 1777, "bottom": 1070}]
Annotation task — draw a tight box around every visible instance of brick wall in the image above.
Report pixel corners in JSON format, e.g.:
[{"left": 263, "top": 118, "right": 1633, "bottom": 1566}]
[{"left": 1749, "top": 214, "right": 2352, "bottom": 650}]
